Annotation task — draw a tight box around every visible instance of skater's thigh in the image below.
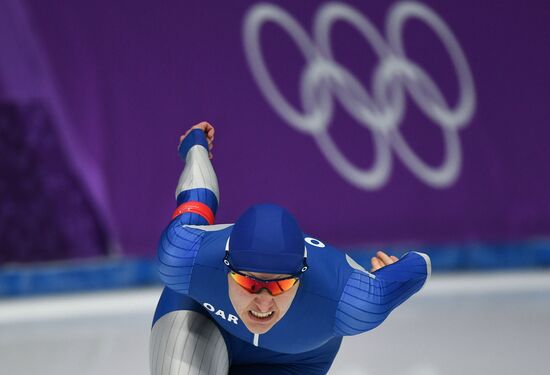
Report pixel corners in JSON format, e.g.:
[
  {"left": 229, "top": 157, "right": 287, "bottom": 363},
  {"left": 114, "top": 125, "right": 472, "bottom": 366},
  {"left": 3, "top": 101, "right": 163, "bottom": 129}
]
[{"left": 150, "top": 290, "right": 229, "bottom": 375}]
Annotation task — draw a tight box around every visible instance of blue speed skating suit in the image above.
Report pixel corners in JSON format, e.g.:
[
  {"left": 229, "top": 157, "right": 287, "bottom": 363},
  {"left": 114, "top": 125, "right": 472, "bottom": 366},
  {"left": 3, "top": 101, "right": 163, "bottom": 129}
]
[{"left": 152, "top": 128, "right": 431, "bottom": 374}]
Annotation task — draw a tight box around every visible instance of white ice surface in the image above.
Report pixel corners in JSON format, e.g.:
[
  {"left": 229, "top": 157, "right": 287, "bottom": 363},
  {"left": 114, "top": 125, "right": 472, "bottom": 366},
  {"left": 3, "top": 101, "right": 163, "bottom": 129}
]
[{"left": 0, "top": 271, "right": 549, "bottom": 375}]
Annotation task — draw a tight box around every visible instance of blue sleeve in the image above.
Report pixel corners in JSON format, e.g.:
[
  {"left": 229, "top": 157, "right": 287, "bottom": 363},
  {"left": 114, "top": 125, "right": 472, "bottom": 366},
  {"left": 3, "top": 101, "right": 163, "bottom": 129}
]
[
  {"left": 157, "top": 222, "right": 205, "bottom": 294},
  {"left": 173, "top": 128, "right": 219, "bottom": 225},
  {"left": 156, "top": 128, "right": 219, "bottom": 293},
  {"left": 333, "top": 251, "right": 431, "bottom": 336}
]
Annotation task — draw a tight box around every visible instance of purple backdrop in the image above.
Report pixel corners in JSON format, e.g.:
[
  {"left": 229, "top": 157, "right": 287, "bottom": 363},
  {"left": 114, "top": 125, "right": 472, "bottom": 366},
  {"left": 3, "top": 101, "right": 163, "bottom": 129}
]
[{"left": 3, "top": 0, "right": 549, "bottom": 259}]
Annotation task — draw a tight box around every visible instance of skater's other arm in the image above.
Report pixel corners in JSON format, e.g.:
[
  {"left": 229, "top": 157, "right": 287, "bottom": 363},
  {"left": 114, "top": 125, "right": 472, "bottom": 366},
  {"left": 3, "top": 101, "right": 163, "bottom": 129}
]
[{"left": 334, "top": 251, "right": 431, "bottom": 336}]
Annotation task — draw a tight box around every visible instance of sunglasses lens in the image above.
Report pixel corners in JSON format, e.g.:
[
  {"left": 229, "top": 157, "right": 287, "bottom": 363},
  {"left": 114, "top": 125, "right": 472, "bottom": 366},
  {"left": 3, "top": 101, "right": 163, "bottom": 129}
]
[
  {"left": 274, "top": 278, "right": 298, "bottom": 293},
  {"left": 230, "top": 272, "right": 259, "bottom": 292},
  {"left": 230, "top": 272, "right": 298, "bottom": 296}
]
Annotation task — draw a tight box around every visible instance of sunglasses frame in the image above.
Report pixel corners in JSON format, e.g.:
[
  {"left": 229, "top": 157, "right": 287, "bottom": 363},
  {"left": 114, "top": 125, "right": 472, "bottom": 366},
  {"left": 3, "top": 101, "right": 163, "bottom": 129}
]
[{"left": 223, "top": 252, "right": 308, "bottom": 295}]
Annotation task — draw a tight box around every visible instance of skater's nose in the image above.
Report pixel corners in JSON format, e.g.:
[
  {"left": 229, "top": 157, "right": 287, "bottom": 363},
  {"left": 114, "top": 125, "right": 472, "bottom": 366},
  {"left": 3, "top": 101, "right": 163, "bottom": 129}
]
[{"left": 253, "top": 290, "right": 274, "bottom": 311}]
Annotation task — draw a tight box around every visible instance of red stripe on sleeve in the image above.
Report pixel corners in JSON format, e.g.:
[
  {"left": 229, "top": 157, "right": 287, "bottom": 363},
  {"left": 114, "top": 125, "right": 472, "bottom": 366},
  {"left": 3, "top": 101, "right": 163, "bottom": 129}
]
[{"left": 171, "top": 201, "right": 215, "bottom": 224}]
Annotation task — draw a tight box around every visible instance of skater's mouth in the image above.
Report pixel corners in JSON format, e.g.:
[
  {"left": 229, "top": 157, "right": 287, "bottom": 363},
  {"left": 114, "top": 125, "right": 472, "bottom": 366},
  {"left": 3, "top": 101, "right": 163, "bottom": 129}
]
[{"left": 248, "top": 310, "right": 275, "bottom": 322}]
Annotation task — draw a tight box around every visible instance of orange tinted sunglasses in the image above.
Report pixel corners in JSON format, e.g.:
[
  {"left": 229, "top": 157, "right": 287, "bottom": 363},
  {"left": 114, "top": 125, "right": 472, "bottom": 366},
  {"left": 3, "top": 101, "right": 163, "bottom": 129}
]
[
  {"left": 223, "top": 252, "right": 307, "bottom": 296},
  {"left": 228, "top": 270, "right": 299, "bottom": 296}
]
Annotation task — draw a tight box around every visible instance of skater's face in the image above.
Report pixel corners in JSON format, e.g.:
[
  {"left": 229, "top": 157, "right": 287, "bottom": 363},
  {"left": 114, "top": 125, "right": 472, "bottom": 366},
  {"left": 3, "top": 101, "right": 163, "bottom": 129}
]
[{"left": 228, "top": 271, "right": 300, "bottom": 334}]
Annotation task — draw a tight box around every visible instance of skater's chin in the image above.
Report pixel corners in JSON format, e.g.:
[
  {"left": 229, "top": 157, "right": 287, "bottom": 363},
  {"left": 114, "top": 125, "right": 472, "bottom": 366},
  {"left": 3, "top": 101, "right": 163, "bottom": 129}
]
[{"left": 242, "top": 309, "right": 279, "bottom": 334}]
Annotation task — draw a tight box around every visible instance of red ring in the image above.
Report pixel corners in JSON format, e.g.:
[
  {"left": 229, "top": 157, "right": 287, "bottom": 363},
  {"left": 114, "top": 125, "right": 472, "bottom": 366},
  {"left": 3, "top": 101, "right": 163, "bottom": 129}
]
[{"left": 171, "top": 201, "right": 215, "bottom": 224}]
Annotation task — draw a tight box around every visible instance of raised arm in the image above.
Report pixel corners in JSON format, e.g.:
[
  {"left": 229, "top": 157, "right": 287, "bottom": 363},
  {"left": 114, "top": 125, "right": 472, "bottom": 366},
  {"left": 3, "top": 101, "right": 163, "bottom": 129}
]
[
  {"left": 172, "top": 122, "right": 218, "bottom": 224},
  {"left": 334, "top": 251, "right": 431, "bottom": 336},
  {"left": 157, "top": 122, "right": 219, "bottom": 294}
]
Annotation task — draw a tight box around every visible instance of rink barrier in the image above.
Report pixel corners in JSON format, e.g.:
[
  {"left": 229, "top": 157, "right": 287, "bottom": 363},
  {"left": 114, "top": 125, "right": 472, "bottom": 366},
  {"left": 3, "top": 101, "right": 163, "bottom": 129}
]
[
  {"left": 0, "top": 239, "right": 549, "bottom": 297},
  {"left": 0, "top": 258, "right": 159, "bottom": 297}
]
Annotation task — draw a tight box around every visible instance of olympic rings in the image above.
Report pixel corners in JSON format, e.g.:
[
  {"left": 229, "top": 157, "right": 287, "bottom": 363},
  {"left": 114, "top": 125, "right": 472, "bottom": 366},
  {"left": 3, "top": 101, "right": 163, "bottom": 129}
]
[{"left": 243, "top": 1, "right": 476, "bottom": 189}]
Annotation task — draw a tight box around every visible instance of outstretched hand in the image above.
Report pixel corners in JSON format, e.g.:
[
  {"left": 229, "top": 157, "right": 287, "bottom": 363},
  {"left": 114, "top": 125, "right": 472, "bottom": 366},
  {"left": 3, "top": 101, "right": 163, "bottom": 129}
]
[
  {"left": 179, "top": 121, "right": 215, "bottom": 159},
  {"left": 370, "top": 251, "right": 399, "bottom": 272}
]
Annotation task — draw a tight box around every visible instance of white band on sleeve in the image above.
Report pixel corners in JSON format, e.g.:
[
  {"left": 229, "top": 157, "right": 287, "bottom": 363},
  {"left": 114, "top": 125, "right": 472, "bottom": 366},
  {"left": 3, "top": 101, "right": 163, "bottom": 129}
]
[
  {"left": 412, "top": 251, "right": 432, "bottom": 292},
  {"left": 176, "top": 145, "right": 220, "bottom": 202}
]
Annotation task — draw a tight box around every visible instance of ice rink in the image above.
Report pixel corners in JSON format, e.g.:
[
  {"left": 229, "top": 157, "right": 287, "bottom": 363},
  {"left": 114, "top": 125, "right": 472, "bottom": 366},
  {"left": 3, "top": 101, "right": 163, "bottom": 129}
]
[{"left": 1, "top": 271, "right": 549, "bottom": 375}]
